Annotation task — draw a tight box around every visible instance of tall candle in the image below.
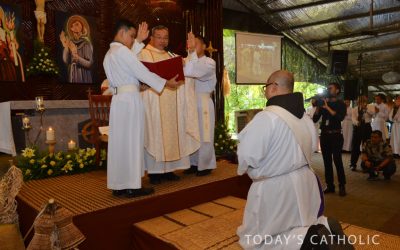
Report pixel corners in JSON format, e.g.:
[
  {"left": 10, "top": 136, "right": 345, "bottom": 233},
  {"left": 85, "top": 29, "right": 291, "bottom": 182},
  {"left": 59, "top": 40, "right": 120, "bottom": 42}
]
[
  {"left": 46, "top": 127, "right": 55, "bottom": 141},
  {"left": 22, "top": 116, "right": 30, "bottom": 128},
  {"left": 68, "top": 140, "right": 76, "bottom": 150}
]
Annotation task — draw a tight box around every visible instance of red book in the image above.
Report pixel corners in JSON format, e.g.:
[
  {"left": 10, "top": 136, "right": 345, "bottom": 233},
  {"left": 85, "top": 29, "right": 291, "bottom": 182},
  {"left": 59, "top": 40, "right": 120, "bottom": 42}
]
[{"left": 141, "top": 56, "right": 185, "bottom": 81}]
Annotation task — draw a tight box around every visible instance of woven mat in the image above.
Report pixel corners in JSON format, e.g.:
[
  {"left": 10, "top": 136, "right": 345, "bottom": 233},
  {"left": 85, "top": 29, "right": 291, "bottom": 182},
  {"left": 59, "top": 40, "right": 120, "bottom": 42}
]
[
  {"left": 134, "top": 196, "right": 244, "bottom": 250},
  {"left": 134, "top": 196, "right": 400, "bottom": 250},
  {"left": 344, "top": 225, "right": 400, "bottom": 249},
  {"left": 17, "top": 160, "right": 238, "bottom": 215}
]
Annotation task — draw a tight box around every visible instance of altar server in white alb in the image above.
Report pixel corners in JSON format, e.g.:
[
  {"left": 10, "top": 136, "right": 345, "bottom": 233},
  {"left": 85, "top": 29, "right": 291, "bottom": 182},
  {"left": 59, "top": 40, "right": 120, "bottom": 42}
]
[
  {"left": 372, "top": 93, "right": 389, "bottom": 140},
  {"left": 342, "top": 99, "right": 353, "bottom": 151},
  {"left": 237, "top": 70, "right": 352, "bottom": 249},
  {"left": 103, "top": 20, "right": 181, "bottom": 198},
  {"left": 183, "top": 33, "right": 216, "bottom": 176},
  {"left": 390, "top": 96, "right": 400, "bottom": 156}
]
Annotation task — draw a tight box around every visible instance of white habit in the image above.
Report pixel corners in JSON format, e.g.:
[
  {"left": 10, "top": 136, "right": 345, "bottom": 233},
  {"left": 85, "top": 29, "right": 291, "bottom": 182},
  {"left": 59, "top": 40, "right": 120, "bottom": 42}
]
[
  {"left": 390, "top": 107, "right": 400, "bottom": 155},
  {"left": 103, "top": 42, "right": 166, "bottom": 190},
  {"left": 237, "top": 107, "right": 330, "bottom": 250},
  {"left": 306, "top": 105, "right": 320, "bottom": 151},
  {"left": 184, "top": 53, "right": 217, "bottom": 171},
  {"left": 342, "top": 106, "right": 353, "bottom": 151},
  {"left": 372, "top": 103, "right": 389, "bottom": 139},
  {"left": 138, "top": 45, "right": 200, "bottom": 174}
]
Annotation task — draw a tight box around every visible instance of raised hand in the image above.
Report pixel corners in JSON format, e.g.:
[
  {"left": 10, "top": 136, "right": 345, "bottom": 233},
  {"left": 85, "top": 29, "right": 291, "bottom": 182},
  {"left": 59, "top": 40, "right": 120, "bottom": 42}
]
[
  {"left": 60, "top": 31, "right": 69, "bottom": 48},
  {"left": 136, "top": 22, "right": 149, "bottom": 43},
  {"left": 187, "top": 32, "right": 195, "bottom": 53}
]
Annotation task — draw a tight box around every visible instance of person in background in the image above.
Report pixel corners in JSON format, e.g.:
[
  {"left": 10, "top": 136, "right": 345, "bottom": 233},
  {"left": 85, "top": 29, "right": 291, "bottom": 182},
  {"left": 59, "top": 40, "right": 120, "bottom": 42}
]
[
  {"left": 389, "top": 96, "right": 400, "bottom": 158},
  {"left": 306, "top": 98, "right": 320, "bottom": 152},
  {"left": 361, "top": 130, "right": 396, "bottom": 181},
  {"left": 386, "top": 95, "right": 394, "bottom": 137},
  {"left": 350, "top": 96, "right": 374, "bottom": 171},
  {"left": 313, "top": 82, "right": 347, "bottom": 196},
  {"left": 372, "top": 93, "right": 389, "bottom": 140},
  {"left": 342, "top": 99, "right": 353, "bottom": 152}
]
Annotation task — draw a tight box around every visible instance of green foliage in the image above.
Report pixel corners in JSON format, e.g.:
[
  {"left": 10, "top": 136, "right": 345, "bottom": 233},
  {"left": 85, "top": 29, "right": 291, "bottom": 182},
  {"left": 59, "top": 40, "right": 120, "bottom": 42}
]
[
  {"left": 17, "top": 147, "right": 106, "bottom": 181},
  {"left": 26, "top": 40, "right": 59, "bottom": 77},
  {"left": 223, "top": 29, "right": 321, "bottom": 131},
  {"left": 214, "top": 123, "right": 237, "bottom": 156}
]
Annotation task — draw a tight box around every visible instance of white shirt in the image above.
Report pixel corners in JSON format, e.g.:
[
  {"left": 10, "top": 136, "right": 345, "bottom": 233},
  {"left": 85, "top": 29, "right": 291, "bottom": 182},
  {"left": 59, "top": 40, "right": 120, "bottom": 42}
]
[
  {"left": 103, "top": 42, "right": 165, "bottom": 92},
  {"left": 352, "top": 105, "right": 375, "bottom": 126},
  {"left": 184, "top": 53, "right": 216, "bottom": 94}
]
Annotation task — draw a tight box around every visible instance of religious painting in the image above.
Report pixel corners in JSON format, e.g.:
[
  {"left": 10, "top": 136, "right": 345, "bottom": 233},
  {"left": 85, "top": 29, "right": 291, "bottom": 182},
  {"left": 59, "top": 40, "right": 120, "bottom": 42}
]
[
  {"left": 0, "top": 2, "right": 25, "bottom": 82},
  {"left": 55, "top": 12, "right": 98, "bottom": 84}
]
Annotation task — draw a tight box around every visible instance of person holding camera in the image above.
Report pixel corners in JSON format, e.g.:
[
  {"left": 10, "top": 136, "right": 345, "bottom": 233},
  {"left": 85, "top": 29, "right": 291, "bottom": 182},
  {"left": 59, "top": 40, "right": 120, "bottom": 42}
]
[{"left": 313, "top": 82, "right": 347, "bottom": 196}]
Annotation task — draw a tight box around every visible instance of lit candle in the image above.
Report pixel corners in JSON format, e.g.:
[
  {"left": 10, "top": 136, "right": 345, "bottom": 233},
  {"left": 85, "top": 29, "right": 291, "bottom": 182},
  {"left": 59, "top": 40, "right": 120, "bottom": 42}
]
[
  {"left": 46, "top": 127, "right": 55, "bottom": 141},
  {"left": 68, "top": 140, "right": 76, "bottom": 150},
  {"left": 35, "top": 96, "right": 44, "bottom": 111},
  {"left": 22, "top": 116, "right": 30, "bottom": 128}
]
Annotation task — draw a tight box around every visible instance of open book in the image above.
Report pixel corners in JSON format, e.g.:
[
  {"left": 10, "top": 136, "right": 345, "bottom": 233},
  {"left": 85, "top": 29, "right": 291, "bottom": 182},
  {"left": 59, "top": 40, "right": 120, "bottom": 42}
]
[{"left": 141, "top": 56, "right": 185, "bottom": 81}]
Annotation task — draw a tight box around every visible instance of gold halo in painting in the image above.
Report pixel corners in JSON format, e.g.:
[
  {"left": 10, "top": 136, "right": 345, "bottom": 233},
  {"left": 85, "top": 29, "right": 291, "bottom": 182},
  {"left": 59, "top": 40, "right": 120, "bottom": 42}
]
[{"left": 66, "top": 15, "right": 90, "bottom": 39}]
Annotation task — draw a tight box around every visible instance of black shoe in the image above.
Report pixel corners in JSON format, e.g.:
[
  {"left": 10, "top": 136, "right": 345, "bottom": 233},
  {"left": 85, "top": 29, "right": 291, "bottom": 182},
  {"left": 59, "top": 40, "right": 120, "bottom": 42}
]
[
  {"left": 163, "top": 172, "right": 180, "bottom": 181},
  {"left": 125, "top": 187, "right": 154, "bottom": 198},
  {"left": 350, "top": 165, "right": 356, "bottom": 171},
  {"left": 183, "top": 165, "right": 198, "bottom": 175},
  {"left": 112, "top": 190, "right": 125, "bottom": 197},
  {"left": 323, "top": 187, "right": 335, "bottom": 194},
  {"left": 149, "top": 174, "right": 162, "bottom": 185},
  {"left": 339, "top": 185, "right": 346, "bottom": 197},
  {"left": 196, "top": 169, "right": 212, "bottom": 176}
]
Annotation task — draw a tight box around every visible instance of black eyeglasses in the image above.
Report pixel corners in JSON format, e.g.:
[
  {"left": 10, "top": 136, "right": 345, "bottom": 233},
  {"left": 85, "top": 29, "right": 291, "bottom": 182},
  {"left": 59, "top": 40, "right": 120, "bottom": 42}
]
[{"left": 262, "top": 82, "right": 278, "bottom": 91}]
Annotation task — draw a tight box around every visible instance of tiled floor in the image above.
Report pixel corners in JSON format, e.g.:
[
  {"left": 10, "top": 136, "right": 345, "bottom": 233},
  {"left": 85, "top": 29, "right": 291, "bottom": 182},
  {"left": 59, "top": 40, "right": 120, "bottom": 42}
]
[{"left": 1, "top": 151, "right": 399, "bottom": 236}]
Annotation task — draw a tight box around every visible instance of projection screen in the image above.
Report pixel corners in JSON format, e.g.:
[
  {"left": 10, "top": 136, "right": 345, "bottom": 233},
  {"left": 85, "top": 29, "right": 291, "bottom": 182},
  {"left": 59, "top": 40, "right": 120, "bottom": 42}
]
[{"left": 235, "top": 32, "right": 282, "bottom": 84}]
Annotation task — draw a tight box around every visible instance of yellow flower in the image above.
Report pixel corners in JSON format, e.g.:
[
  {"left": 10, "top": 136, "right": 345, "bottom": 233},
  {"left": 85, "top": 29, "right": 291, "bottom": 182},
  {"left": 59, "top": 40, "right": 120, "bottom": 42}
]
[
  {"left": 50, "top": 161, "right": 56, "bottom": 167},
  {"left": 47, "top": 169, "right": 53, "bottom": 175},
  {"left": 29, "top": 159, "right": 35, "bottom": 164},
  {"left": 41, "top": 164, "right": 47, "bottom": 169},
  {"left": 25, "top": 169, "right": 31, "bottom": 175},
  {"left": 79, "top": 163, "right": 84, "bottom": 168},
  {"left": 22, "top": 148, "right": 35, "bottom": 158},
  {"left": 66, "top": 154, "right": 71, "bottom": 159}
]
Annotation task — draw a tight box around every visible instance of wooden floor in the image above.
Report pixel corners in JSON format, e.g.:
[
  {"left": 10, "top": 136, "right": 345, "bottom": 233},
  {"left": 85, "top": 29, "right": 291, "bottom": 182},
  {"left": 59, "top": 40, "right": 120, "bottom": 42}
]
[{"left": 17, "top": 160, "right": 239, "bottom": 215}]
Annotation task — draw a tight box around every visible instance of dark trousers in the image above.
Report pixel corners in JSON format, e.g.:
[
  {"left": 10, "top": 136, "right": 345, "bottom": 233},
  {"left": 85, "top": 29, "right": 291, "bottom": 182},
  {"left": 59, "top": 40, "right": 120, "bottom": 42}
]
[
  {"left": 350, "top": 123, "right": 372, "bottom": 166},
  {"left": 361, "top": 160, "right": 397, "bottom": 178},
  {"left": 320, "top": 133, "right": 346, "bottom": 188}
]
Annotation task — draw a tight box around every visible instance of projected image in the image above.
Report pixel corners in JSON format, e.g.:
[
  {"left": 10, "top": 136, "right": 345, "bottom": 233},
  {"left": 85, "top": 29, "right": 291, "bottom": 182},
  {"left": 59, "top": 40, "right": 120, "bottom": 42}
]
[{"left": 236, "top": 32, "right": 281, "bottom": 84}]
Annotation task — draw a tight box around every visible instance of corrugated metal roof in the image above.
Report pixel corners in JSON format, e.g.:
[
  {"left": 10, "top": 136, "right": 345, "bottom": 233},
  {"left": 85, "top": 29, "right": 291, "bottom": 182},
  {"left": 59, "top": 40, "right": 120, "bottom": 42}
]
[{"left": 232, "top": 0, "right": 400, "bottom": 94}]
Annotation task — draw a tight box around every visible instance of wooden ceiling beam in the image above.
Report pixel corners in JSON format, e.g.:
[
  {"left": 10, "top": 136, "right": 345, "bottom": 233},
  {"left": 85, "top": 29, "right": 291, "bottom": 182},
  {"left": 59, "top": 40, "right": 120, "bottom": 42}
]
[{"left": 286, "top": 6, "right": 400, "bottom": 30}]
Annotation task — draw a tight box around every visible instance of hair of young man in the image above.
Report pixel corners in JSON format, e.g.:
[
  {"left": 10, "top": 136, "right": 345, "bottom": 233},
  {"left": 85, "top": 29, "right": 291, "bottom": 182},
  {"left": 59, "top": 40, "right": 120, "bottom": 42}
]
[
  {"left": 328, "top": 82, "right": 341, "bottom": 94},
  {"left": 195, "top": 35, "right": 207, "bottom": 45},
  {"left": 112, "top": 19, "right": 136, "bottom": 38}
]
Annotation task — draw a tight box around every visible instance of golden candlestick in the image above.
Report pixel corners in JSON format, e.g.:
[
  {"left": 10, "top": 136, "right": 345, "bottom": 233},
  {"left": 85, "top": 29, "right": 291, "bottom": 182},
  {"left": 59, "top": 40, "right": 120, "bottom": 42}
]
[{"left": 45, "top": 140, "right": 56, "bottom": 155}]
